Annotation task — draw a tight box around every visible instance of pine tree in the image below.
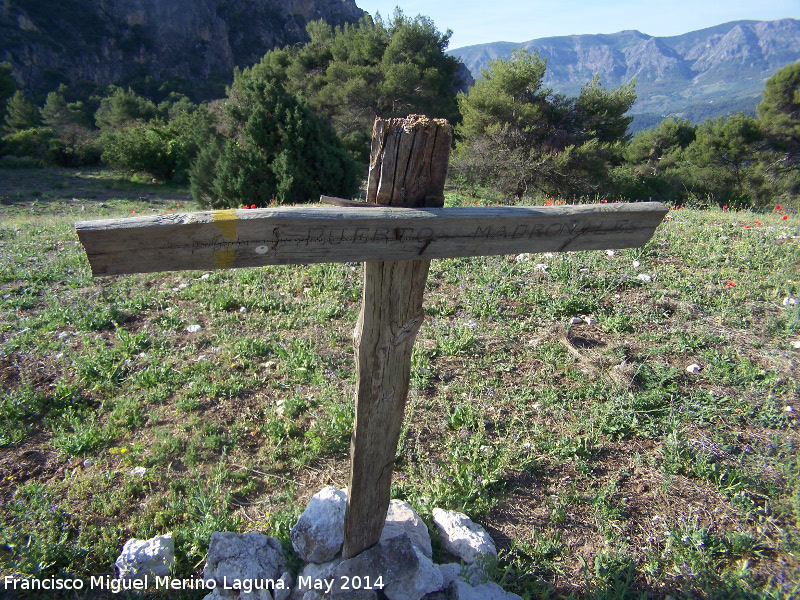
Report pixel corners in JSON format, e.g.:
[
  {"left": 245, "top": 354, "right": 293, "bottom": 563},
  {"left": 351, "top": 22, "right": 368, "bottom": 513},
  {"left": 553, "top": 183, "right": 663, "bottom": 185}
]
[
  {"left": 190, "top": 79, "right": 358, "bottom": 208},
  {"left": 4, "top": 91, "right": 40, "bottom": 132}
]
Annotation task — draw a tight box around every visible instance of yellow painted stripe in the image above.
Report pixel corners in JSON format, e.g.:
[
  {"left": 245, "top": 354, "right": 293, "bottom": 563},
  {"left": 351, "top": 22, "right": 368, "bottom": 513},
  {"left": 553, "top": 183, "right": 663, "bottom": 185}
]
[{"left": 213, "top": 209, "right": 239, "bottom": 240}]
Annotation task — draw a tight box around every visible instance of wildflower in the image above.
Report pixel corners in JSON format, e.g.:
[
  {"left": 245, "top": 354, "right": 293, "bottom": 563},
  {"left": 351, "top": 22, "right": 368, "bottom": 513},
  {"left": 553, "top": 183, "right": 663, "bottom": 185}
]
[
  {"left": 722, "top": 205, "right": 727, "bottom": 210},
  {"left": 776, "top": 205, "right": 782, "bottom": 211},
  {"left": 120, "top": 447, "right": 127, "bottom": 454},
  {"left": 744, "top": 225, "right": 751, "bottom": 229},
  {"left": 725, "top": 280, "right": 736, "bottom": 288},
  {"left": 783, "top": 215, "right": 789, "bottom": 221},
  {"left": 250, "top": 204, "right": 256, "bottom": 209},
  {"left": 755, "top": 221, "right": 761, "bottom": 226},
  {"left": 130, "top": 210, "right": 135, "bottom": 214}
]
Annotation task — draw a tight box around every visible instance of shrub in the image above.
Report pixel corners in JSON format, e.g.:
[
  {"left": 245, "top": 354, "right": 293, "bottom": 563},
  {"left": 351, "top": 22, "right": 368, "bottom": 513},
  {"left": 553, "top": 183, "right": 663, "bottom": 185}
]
[
  {"left": 190, "top": 79, "right": 359, "bottom": 208},
  {"left": 0, "top": 127, "right": 56, "bottom": 162}
]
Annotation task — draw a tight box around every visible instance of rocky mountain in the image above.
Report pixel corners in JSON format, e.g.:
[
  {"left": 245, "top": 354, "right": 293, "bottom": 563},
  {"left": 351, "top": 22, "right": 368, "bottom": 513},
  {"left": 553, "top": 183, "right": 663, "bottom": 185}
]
[
  {"left": 450, "top": 19, "right": 800, "bottom": 129},
  {"left": 1, "top": 0, "right": 365, "bottom": 98}
]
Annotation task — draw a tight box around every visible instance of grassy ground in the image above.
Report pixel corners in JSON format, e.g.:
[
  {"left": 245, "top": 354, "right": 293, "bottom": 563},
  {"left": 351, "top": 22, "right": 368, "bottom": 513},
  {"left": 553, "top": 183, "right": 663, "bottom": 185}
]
[{"left": 1, "top": 168, "right": 799, "bottom": 599}]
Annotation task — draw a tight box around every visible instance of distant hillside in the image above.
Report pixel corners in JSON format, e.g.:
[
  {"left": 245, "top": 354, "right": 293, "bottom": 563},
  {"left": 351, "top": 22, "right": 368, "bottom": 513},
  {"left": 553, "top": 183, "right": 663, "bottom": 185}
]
[
  {"left": 450, "top": 19, "right": 800, "bottom": 130},
  {"left": 0, "top": 0, "right": 366, "bottom": 99}
]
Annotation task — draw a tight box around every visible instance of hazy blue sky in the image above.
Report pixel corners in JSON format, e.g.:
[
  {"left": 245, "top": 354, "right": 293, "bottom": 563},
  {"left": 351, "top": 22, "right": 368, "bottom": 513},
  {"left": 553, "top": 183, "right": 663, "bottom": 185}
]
[{"left": 356, "top": 0, "right": 799, "bottom": 49}]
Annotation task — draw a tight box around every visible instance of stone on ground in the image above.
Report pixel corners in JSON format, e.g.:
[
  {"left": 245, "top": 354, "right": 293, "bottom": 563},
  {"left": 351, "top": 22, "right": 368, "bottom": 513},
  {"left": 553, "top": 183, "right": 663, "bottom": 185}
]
[
  {"left": 381, "top": 500, "right": 433, "bottom": 558},
  {"left": 431, "top": 509, "right": 497, "bottom": 564},
  {"left": 202, "top": 531, "right": 289, "bottom": 600},
  {"left": 290, "top": 486, "right": 347, "bottom": 563},
  {"left": 447, "top": 579, "right": 524, "bottom": 600},
  {"left": 115, "top": 532, "right": 174, "bottom": 580}
]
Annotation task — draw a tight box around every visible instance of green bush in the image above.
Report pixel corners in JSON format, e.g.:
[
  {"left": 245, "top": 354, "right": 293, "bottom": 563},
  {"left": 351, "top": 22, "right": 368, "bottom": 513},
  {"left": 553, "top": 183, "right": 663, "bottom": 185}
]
[
  {"left": 190, "top": 79, "right": 359, "bottom": 208},
  {"left": 0, "top": 127, "right": 56, "bottom": 161},
  {"left": 101, "top": 108, "right": 215, "bottom": 180}
]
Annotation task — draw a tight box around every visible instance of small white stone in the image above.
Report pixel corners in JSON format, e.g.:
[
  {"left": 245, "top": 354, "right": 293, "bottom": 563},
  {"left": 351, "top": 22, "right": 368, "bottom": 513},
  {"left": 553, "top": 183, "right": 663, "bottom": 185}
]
[
  {"left": 613, "top": 294, "right": 621, "bottom": 300},
  {"left": 239, "top": 306, "right": 247, "bottom": 313},
  {"left": 534, "top": 263, "right": 548, "bottom": 272},
  {"left": 131, "top": 467, "right": 147, "bottom": 476},
  {"left": 186, "top": 325, "right": 202, "bottom": 333},
  {"left": 515, "top": 253, "right": 531, "bottom": 262},
  {"left": 637, "top": 273, "right": 652, "bottom": 283},
  {"left": 582, "top": 315, "right": 596, "bottom": 326},
  {"left": 633, "top": 260, "right": 641, "bottom": 268},
  {"left": 178, "top": 283, "right": 189, "bottom": 290},
  {"left": 200, "top": 273, "right": 211, "bottom": 280},
  {"left": 783, "top": 297, "right": 797, "bottom": 306},
  {"left": 569, "top": 317, "right": 583, "bottom": 325},
  {"left": 606, "top": 250, "right": 615, "bottom": 256},
  {"left": 792, "top": 341, "right": 800, "bottom": 350},
  {"left": 785, "top": 406, "right": 795, "bottom": 413},
  {"left": 137, "top": 352, "right": 147, "bottom": 359},
  {"left": 579, "top": 268, "right": 589, "bottom": 273},
  {"left": 686, "top": 363, "right": 702, "bottom": 374},
  {"left": 264, "top": 360, "right": 277, "bottom": 369},
  {"left": 543, "top": 252, "right": 554, "bottom": 258},
  {"left": 83, "top": 458, "right": 94, "bottom": 468},
  {"left": 197, "top": 355, "right": 207, "bottom": 361},
  {"left": 58, "top": 331, "right": 70, "bottom": 340}
]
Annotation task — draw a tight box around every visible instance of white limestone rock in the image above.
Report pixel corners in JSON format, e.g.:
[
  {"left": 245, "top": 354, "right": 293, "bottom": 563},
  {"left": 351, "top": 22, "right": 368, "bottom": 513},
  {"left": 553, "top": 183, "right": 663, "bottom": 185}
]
[
  {"left": 290, "top": 486, "right": 347, "bottom": 564},
  {"left": 431, "top": 509, "right": 497, "bottom": 565},
  {"left": 328, "top": 533, "right": 418, "bottom": 598},
  {"left": 448, "top": 579, "right": 524, "bottom": 600},
  {"left": 438, "top": 563, "right": 485, "bottom": 588},
  {"left": 115, "top": 532, "right": 174, "bottom": 580},
  {"left": 289, "top": 556, "right": 342, "bottom": 599},
  {"left": 380, "top": 500, "right": 432, "bottom": 558},
  {"left": 383, "top": 546, "right": 442, "bottom": 600},
  {"left": 203, "top": 531, "right": 287, "bottom": 600}
]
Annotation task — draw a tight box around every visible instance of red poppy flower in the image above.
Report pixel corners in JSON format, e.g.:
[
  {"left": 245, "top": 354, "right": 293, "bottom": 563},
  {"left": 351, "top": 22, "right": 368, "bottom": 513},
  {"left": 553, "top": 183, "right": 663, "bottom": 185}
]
[
  {"left": 776, "top": 205, "right": 782, "bottom": 211},
  {"left": 722, "top": 205, "right": 727, "bottom": 210},
  {"left": 755, "top": 221, "right": 761, "bottom": 226},
  {"left": 744, "top": 225, "right": 751, "bottom": 229},
  {"left": 725, "top": 281, "right": 736, "bottom": 288},
  {"left": 783, "top": 215, "right": 789, "bottom": 221},
  {"left": 250, "top": 204, "right": 256, "bottom": 209}
]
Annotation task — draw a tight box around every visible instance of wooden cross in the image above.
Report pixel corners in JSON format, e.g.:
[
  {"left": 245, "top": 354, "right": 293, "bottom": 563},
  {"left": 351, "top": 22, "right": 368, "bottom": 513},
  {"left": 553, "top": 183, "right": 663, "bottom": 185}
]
[{"left": 76, "top": 115, "right": 668, "bottom": 560}]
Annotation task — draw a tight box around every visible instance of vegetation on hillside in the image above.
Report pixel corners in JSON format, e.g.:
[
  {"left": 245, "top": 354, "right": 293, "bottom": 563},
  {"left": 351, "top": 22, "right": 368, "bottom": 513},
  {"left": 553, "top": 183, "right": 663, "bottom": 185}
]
[{"left": 0, "top": 15, "right": 798, "bottom": 209}]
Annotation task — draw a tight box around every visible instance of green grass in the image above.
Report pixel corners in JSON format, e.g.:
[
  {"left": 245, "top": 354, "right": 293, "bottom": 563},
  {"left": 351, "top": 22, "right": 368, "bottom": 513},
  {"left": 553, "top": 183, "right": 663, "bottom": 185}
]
[{"left": 1, "top": 169, "right": 799, "bottom": 598}]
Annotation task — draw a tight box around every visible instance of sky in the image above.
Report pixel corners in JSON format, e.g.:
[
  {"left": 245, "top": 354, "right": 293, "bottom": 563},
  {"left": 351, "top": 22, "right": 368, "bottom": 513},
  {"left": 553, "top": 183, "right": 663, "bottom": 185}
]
[{"left": 355, "top": 0, "right": 799, "bottom": 49}]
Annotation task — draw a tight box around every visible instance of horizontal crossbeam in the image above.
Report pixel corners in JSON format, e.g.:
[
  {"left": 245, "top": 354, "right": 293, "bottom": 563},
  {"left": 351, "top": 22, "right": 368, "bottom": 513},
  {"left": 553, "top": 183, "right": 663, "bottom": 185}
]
[{"left": 76, "top": 201, "right": 668, "bottom": 276}]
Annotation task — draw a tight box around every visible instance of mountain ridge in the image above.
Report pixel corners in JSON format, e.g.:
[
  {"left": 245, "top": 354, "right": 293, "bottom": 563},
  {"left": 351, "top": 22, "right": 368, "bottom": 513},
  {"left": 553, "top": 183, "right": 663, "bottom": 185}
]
[
  {"left": 449, "top": 18, "right": 800, "bottom": 128},
  {"left": 1, "top": 0, "right": 366, "bottom": 99}
]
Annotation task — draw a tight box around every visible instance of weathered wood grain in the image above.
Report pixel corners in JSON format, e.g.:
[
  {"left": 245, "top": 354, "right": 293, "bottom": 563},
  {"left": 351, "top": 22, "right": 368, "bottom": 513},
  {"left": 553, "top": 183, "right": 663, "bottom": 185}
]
[
  {"left": 343, "top": 115, "right": 451, "bottom": 559},
  {"left": 75, "top": 202, "right": 668, "bottom": 276}
]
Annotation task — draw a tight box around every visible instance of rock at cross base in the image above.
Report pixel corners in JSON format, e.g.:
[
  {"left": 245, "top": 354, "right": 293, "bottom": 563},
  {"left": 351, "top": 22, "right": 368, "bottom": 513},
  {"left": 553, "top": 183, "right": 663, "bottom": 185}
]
[
  {"left": 382, "top": 545, "right": 443, "bottom": 600},
  {"left": 380, "top": 499, "right": 433, "bottom": 558},
  {"left": 330, "top": 533, "right": 422, "bottom": 600},
  {"left": 202, "top": 531, "right": 290, "bottom": 600},
  {"left": 289, "top": 556, "right": 342, "bottom": 599},
  {"left": 447, "top": 579, "right": 524, "bottom": 600},
  {"left": 115, "top": 532, "right": 174, "bottom": 580},
  {"left": 431, "top": 509, "right": 497, "bottom": 565},
  {"left": 290, "top": 486, "right": 347, "bottom": 563}
]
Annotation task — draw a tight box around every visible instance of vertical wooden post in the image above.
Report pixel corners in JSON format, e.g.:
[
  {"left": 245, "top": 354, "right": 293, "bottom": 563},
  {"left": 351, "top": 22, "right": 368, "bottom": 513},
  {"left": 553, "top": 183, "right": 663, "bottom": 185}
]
[{"left": 342, "top": 115, "right": 452, "bottom": 559}]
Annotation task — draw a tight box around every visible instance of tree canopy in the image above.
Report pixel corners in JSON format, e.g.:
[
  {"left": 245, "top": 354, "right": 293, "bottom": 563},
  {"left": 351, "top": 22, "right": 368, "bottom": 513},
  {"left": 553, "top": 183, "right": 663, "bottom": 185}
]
[
  {"left": 190, "top": 77, "right": 359, "bottom": 208},
  {"left": 452, "top": 49, "right": 636, "bottom": 198},
  {"left": 240, "top": 12, "right": 463, "bottom": 163}
]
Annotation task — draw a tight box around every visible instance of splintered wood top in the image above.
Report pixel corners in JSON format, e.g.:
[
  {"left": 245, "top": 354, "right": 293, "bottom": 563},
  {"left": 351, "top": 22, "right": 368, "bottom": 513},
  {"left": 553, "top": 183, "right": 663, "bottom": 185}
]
[{"left": 75, "top": 201, "right": 669, "bottom": 276}]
